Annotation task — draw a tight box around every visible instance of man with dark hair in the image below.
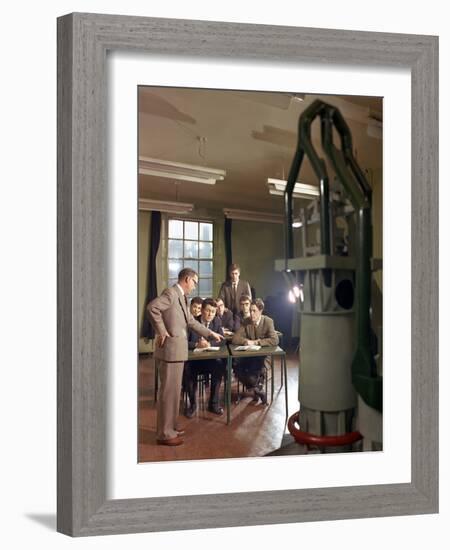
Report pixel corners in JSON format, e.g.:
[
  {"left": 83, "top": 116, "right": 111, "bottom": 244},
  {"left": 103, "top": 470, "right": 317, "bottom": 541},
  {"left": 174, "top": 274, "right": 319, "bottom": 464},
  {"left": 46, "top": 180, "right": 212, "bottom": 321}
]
[
  {"left": 232, "top": 298, "right": 279, "bottom": 405},
  {"left": 215, "top": 297, "right": 235, "bottom": 332},
  {"left": 218, "top": 263, "right": 252, "bottom": 315},
  {"left": 189, "top": 296, "right": 203, "bottom": 318},
  {"left": 233, "top": 293, "right": 252, "bottom": 331},
  {"left": 148, "top": 269, "right": 223, "bottom": 445},
  {"left": 183, "top": 298, "right": 226, "bottom": 418}
]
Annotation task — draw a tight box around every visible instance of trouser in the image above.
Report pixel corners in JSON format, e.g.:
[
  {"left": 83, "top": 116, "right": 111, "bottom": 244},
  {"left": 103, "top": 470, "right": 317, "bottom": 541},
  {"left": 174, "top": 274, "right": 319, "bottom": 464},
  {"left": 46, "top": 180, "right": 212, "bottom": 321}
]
[
  {"left": 156, "top": 359, "right": 184, "bottom": 441},
  {"left": 234, "top": 357, "right": 266, "bottom": 390},
  {"left": 183, "top": 359, "right": 226, "bottom": 407}
]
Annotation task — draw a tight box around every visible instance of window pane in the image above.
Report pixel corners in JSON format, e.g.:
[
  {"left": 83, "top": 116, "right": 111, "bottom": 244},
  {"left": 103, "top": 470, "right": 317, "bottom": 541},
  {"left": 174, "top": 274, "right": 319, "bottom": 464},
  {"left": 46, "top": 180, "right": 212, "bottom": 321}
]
[
  {"left": 199, "top": 260, "right": 212, "bottom": 277},
  {"left": 184, "top": 240, "right": 198, "bottom": 259},
  {"left": 168, "top": 260, "right": 182, "bottom": 279},
  {"left": 198, "top": 278, "right": 212, "bottom": 297},
  {"left": 184, "top": 221, "right": 198, "bottom": 240},
  {"left": 183, "top": 260, "right": 198, "bottom": 273},
  {"left": 168, "top": 239, "right": 183, "bottom": 258},
  {"left": 199, "top": 222, "right": 213, "bottom": 241},
  {"left": 168, "top": 219, "right": 183, "bottom": 239},
  {"left": 199, "top": 241, "right": 212, "bottom": 259},
  {"left": 168, "top": 278, "right": 177, "bottom": 288}
]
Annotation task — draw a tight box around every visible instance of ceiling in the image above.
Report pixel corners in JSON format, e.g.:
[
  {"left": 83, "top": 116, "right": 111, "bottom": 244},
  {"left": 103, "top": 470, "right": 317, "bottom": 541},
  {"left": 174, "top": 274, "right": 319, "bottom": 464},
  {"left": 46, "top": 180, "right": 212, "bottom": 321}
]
[{"left": 138, "top": 87, "right": 382, "bottom": 214}]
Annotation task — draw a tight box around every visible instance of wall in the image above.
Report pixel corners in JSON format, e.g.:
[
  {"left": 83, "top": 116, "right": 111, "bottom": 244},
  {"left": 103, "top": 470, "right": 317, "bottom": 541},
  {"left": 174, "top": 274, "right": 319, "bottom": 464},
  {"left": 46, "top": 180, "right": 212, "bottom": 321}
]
[
  {"left": 231, "top": 220, "right": 285, "bottom": 300},
  {"left": 2, "top": 2, "right": 448, "bottom": 550}
]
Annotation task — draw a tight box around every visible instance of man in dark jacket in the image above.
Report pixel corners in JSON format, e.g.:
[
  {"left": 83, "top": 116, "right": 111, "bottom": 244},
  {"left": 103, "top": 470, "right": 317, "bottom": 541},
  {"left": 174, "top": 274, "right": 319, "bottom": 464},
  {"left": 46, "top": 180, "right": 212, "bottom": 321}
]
[
  {"left": 183, "top": 298, "right": 226, "bottom": 417},
  {"left": 215, "top": 297, "right": 235, "bottom": 332}
]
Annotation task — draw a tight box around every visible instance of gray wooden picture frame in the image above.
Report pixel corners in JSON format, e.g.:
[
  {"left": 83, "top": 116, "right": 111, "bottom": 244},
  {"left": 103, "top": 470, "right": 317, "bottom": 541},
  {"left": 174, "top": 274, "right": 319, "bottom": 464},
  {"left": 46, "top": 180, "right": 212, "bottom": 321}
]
[{"left": 57, "top": 12, "right": 438, "bottom": 537}]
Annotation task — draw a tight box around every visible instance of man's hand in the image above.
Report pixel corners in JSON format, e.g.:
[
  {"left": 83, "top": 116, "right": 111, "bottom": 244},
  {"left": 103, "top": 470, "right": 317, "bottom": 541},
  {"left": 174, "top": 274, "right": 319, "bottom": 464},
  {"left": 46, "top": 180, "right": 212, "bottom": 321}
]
[
  {"left": 196, "top": 337, "right": 210, "bottom": 349},
  {"left": 210, "top": 331, "right": 224, "bottom": 343},
  {"left": 245, "top": 339, "right": 258, "bottom": 346},
  {"left": 156, "top": 333, "right": 170, "bottom": 348}
]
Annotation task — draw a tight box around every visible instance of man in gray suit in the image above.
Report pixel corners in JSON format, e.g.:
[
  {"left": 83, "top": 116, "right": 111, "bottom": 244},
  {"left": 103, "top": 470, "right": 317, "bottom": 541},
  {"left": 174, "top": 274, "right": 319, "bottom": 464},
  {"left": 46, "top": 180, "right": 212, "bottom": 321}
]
[
  {"left": 232, "top": 298, "right": 279, "bottom": 405},
  {"left": 148, "top": 268, "right": 223, "bottom": 446},
  {"left": 218, "top": 263, "right": 252, "bottom": 315}
]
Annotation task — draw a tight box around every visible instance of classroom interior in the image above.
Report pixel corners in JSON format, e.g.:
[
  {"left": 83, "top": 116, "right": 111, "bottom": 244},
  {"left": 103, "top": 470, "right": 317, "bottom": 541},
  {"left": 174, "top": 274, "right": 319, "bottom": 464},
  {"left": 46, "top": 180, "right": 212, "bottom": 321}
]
[{"left": 138, "top": 86, "right": 383, "bottom": 462}]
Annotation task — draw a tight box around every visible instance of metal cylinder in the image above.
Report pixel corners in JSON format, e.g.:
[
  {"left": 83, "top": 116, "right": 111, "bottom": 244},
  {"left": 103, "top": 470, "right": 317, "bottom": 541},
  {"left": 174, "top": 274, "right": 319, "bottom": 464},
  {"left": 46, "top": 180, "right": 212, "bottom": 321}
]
[{"left": 299, "top": 311, "right": 356, "bottom": 412}]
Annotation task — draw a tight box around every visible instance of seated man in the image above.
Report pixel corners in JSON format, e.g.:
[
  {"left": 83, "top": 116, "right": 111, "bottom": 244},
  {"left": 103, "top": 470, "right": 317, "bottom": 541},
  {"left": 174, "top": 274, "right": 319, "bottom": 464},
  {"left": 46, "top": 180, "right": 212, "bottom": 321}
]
[
  {"left": 183, "top": 298, "right": 226, "bottom": 417},
  {"left": 215, "top": 297, "right": 235, "bottom": 333},
  {"left": 233, "top": 293, "right": 252, "bottom": 331},
  {"left": 189, "top": 295, "right": 203, "bottom": 318},
  {"left": 231, "top": 298, "right": 279, "bottom": 405}
]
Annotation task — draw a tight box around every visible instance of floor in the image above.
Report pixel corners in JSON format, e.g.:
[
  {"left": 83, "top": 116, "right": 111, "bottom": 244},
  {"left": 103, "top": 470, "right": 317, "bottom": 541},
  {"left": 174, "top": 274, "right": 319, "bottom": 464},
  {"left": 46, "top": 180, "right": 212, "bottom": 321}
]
[{"left": 138, "top": 351, "right": 307, "bottom": 462}]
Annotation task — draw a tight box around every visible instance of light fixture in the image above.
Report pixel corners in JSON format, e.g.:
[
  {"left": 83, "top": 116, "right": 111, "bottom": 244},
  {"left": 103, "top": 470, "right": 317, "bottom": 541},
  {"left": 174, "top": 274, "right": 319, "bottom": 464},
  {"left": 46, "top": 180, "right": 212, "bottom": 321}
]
[
  {"left": 139, "top": 156, "right": 226, "bottom": 185},
  {"left": 292, "top": 219, "right": 303, "bottom": 228},
  {"left": 267, "top": 178, "right": 320, "bottom": 199},
  {"left": 139, "top": 198, "right": 194, "bottom": 214},
  {"left": 223, "top": 208, "right": 283, "bottom": 224}
]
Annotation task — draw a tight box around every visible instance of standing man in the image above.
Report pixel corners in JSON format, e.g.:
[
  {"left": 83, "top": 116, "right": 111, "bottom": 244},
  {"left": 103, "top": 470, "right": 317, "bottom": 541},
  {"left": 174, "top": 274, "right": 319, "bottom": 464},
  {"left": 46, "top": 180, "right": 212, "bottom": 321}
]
[
  {"left": 148, "top": 268, "right": 223, "bottom": 446},
  {"left": 218, "top": 263, "right": 252, "bottom": 315}
]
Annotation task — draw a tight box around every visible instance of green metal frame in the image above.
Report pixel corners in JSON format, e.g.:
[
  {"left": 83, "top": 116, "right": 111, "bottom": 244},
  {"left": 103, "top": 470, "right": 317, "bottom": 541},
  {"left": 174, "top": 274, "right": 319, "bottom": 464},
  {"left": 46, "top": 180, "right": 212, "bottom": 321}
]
[{"left": 284, "top": 99, "right": 382, "bottom": 412}]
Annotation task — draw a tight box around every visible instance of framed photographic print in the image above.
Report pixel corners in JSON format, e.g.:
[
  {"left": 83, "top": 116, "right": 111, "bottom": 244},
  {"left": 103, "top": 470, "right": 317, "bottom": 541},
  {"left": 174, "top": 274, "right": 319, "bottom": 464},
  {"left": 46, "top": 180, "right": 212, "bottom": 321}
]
[{"left": 57, "top": 13, "right": 438, "bottom": 536}]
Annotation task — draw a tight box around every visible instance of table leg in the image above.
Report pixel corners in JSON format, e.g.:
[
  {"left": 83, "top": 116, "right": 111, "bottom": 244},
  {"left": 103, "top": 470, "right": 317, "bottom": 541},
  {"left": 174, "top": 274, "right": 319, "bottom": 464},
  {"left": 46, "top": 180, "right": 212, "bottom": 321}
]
[
  {"left": 283, "top": 355, "right": 288, "bottom": 418},
  {"left": 271, "top": 355, "right": 275, "bottom": 402},
  {"left": 227, "top": 356, "right": 232, "bottom": 425}
]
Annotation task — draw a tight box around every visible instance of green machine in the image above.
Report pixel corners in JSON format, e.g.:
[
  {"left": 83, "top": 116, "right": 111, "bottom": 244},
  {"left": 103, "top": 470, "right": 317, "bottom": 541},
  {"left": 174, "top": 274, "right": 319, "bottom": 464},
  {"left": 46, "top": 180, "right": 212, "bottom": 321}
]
[{"left": 275, "top": 99, "right": 382, "bottom": 451}]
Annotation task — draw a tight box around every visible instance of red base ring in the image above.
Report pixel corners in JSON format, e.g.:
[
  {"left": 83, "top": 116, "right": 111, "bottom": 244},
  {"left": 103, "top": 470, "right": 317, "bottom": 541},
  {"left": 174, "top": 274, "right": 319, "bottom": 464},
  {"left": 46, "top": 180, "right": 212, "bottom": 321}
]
[{"left": 288, "top": 411, "right": 363, "bottom": 447}]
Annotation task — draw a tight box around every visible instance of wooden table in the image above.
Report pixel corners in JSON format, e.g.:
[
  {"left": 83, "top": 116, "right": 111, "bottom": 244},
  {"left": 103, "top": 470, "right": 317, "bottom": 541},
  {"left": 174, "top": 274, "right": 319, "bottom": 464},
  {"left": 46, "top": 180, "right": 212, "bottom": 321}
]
[{"left": 228, "top": 345, "right": 288, "bottom": 418}]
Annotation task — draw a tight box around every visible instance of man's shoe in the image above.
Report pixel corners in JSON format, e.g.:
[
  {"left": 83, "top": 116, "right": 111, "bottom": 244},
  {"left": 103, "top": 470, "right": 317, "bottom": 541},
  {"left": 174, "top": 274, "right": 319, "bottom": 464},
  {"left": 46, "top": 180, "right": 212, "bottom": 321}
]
[
  {"left": 255, "top": 388, "right": 267, "bottom": 405},
  {"left": 208, "top": 405, "right": 224, "bottom": 416},
  {"left": 157, "top": 436, "right": 184, "bottom": 446},
  {"left": 184, "top": 403, "right": 197, "bottom": 418}
]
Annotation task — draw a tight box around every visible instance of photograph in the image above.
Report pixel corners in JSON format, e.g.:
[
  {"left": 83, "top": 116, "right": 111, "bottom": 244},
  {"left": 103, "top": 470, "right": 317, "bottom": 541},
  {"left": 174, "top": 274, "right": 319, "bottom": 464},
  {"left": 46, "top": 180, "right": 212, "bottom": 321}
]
[{"left": 137, "top": 86, "right": 383, "bottom": 462}]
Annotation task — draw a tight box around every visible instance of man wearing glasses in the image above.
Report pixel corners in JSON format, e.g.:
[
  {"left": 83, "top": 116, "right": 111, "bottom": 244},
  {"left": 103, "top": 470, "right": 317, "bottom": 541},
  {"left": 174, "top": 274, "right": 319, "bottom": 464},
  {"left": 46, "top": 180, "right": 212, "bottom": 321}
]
[{"left": 148, "top": 268, "right": 223, "bottom": 446}]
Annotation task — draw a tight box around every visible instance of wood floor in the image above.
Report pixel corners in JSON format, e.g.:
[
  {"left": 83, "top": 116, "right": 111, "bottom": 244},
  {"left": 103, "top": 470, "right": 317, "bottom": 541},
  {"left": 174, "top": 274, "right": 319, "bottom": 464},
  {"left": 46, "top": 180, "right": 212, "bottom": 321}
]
[{"left": 138, "top": 352, "right": 307, "bottom": 462}]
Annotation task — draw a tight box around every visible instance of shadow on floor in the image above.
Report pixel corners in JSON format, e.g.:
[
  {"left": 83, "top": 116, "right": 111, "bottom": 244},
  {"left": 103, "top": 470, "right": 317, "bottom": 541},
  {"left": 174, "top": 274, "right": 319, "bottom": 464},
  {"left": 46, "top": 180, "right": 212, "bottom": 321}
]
[{"left": 25, "top": 513, "right": 56, "bottom": 531}]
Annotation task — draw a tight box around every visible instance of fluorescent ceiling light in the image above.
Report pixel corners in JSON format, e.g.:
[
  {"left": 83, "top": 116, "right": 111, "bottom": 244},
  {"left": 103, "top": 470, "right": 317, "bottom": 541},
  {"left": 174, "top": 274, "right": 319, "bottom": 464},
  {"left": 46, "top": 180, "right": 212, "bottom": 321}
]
[
  {"left": 139, "top": 199, "right": 194, "bottom": 214},
  {"left": 267, "top": 178, "right": 320, "bottom": 199},
  {"left": 139, "top": 156, "right": 226, "bottom": 185},
  {"left": 223, "top": 208, "right": 283, "bottom": 224}
]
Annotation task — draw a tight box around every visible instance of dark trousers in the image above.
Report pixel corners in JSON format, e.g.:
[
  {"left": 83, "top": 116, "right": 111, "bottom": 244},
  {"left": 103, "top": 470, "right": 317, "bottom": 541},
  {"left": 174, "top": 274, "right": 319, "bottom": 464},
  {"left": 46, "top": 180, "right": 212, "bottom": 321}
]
[
  {"left": 183, "top": 359, "right": 226, "bottom": 407},
  {"left": 234, "top": 357, "right": 265, "bottom": 390}
]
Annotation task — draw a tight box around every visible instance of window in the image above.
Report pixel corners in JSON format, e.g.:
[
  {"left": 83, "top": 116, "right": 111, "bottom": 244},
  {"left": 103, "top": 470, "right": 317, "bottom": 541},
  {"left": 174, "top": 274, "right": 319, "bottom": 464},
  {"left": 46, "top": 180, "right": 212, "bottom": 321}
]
[{"left": 168, "top": 219, "right": 213, "bottom": 298}]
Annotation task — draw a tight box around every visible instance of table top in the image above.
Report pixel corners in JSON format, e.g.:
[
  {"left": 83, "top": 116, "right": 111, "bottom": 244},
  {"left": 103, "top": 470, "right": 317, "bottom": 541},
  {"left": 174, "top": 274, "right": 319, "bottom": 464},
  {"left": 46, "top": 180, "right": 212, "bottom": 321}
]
[
  {"left": 228, "top": 345, "right": 286, "bottom": 357},
  {"left": 187, "top": 346, "right": 230, "bottom": 361}
]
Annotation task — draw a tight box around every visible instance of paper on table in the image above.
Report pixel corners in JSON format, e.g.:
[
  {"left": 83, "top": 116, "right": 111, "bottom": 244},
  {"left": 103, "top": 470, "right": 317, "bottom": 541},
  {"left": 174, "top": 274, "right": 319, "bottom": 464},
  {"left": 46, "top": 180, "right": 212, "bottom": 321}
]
[
  {"left": 234, "top": 345, "right": 261, "bottom": 351},
  {"left": 193, "top": 346, "right": 221, "bottom": 353}
]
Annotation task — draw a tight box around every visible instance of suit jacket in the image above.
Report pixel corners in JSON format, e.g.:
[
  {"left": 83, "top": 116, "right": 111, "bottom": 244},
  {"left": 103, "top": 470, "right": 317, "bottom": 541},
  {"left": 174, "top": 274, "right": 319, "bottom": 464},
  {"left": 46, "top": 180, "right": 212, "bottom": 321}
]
[
  {"left": 218, "top": 279, "right": 252, "bottom": 313},
  {"left": 147, "top": 285, "right": 212, "bottom": 362},
  {"left": 217, "top": 308, "right": 235, "bottom": 331},
  {"left": 188, "top": 315, "right": 224, "bottom": 350},
  {"left": 231, "top": 315, "right": 279, "bottom": 347}
]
